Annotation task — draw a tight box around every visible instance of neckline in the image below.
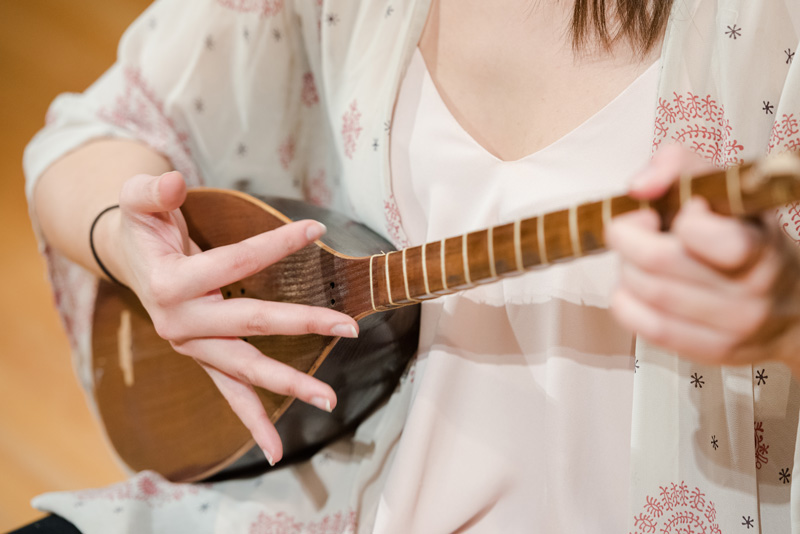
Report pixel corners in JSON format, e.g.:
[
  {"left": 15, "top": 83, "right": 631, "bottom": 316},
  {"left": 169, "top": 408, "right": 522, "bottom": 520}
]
[{"left": 414, "top": 48, "right": 660, "bottom": 164}]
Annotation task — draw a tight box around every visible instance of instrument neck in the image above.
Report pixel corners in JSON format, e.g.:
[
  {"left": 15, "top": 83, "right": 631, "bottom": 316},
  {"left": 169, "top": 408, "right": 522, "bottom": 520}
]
[{"left": 366, "top": 157, "right": 800, "bottom": 310}]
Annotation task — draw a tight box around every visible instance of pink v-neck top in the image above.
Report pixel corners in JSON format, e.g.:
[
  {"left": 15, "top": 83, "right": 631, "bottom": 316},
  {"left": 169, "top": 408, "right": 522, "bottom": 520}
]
[{"left": 376, "top": 48, "right": 660, "bottom": 531}]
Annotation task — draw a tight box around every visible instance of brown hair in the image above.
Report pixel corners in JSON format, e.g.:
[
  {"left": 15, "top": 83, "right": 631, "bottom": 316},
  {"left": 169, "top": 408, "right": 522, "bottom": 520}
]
[{"left": 571, "top": 0, "right": 674, "bottom": 54}]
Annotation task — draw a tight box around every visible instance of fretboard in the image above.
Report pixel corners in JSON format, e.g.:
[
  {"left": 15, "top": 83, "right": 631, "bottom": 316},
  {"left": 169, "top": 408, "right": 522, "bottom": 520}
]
[{"left": 366, "top": 153, "right": 800, "bottom": 311}]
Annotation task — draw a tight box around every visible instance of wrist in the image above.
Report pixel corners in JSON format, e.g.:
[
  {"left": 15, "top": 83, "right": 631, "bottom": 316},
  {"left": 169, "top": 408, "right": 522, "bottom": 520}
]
[{"left": 90, "top": 205, "right": 128, "bottom": 287}]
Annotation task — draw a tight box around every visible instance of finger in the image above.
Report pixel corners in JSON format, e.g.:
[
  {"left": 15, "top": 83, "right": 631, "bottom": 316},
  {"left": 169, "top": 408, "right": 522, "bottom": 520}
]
[
  {"left": 176, "top": 337, "right": 338, "bottom": 413},
  {"left": 673, "top": 198, "right": 765, "bottom": 272},
  {"left": 607, "top": 206, "right": 660, "bottom": 235},
  {"left": 120, "top": 171, "right": 187, "bottom": 214},
  {"left": 199, "top": 362, "right": 283, "bottom": 465},
  {"left": 158, "top": 297, "right": 359, "bottom": 341},
  {"left": 175, "top": 219, "right": 327, "bottom": 296},
  {"left": 629, "top": 144, "right": 714, "bottom": 199},
  {"left": 611, "top": 288, "right": 743, "bottom": 365},
  {"left": 618, "top": 262, "right": 769, "bottom": 337},
  {"left": 606, "top": 212, "right": 725, "bottom": 287},
  {"left": 612, "top": 206, "right": 661, "bottom": 228}
]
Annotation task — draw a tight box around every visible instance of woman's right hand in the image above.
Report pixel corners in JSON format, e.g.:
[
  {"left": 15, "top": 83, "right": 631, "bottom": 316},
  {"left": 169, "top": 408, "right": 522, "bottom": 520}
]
[{"left": 96, "top": 171, "right": 360, "bottom": 466}]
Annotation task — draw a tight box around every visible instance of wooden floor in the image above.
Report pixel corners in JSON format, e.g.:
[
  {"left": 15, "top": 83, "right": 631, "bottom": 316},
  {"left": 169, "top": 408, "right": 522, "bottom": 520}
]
[{"left": 0, "top": 1, "right": 151, "bottom": 530}]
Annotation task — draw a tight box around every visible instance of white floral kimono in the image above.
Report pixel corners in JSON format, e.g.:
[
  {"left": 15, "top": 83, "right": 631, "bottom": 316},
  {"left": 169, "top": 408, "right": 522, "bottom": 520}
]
[{"left": 23, "top": 0, "right": 800, "bottom": 532}]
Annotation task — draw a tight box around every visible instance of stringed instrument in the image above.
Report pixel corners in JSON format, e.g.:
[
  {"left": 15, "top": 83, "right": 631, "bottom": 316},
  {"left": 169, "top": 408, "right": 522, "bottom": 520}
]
[{"left": 91, "top": 153, "right": 800, "bottom": 482}]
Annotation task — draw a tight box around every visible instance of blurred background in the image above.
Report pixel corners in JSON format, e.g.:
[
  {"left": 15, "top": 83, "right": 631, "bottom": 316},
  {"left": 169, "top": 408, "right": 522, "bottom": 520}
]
[{"left": 0, "top": 1, "right": 151, "bottom": 530}]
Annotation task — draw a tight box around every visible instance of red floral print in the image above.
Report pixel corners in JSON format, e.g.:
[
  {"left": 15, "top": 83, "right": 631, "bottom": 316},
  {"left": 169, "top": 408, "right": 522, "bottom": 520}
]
[
  {"left": 341, "top": 100, "right": 362, "bottom": 159},
  {"left": 98, "top": 68, "right": 199, "bottom": 186},
  {"left": 768, "top": 113, "right": 800, "bottom": 244},
  {"left": 754, "top": 421, "right": 769, "bottom": 469},
  {"left": 768, "top": 113, "right": 800, "bottom": 153},
  {"left": 279, "top": 136, "right": 296, "bottom": 170},
  {"left": 249, "top": 511, "right": 301, "bottom": 534},
  {"left": 305, "top": 511, "right": 357, "bottom": 534},
  {"left": 249, "top": 510, "right": 356, "bottom": 534},
  {"left": 777, "top": 201, "right": 800, "bottom": 243},
  {"left": 653, "top": 92, "right": 743, "bottom": 167},
  {"left": 216, "top": 0, "right": 283, "bottom": 17},
  {"left": 302, "top": 72, "right": 320, "bottom": 107},
  {"left": 383, "top": 194, "right": 409, "bottom": 248},
  {"left": 303, "top": 169, "right": 332, "bottom": 207},
  {"left": 631, "top": 481, "right": 721, "bottom": 534},
  {"left": 73, "top": 472, "right": 204, "bottom": 507}
]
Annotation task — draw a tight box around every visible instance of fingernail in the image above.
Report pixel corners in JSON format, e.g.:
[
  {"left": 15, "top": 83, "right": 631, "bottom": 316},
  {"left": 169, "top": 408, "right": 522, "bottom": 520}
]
[
  {"left": 306, "top": 222, "right": 327, "bottom": 241},
  {"left": 155, "top": 170, "right": 174, "bottom": 185},
  {"left": 310, "top": 396, "right": 333, "bottom": 412},
  {"left": 331, "top": 324, "right": 358, "bottom": 338},
  {"left": 262, "top": 448, "right": 275, "bottom": 467}
]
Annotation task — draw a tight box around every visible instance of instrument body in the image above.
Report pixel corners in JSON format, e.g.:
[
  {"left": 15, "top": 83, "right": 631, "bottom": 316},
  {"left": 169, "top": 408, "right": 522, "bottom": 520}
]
[{"left": 92, "top": 192, "right": 420, "bottom": 482}]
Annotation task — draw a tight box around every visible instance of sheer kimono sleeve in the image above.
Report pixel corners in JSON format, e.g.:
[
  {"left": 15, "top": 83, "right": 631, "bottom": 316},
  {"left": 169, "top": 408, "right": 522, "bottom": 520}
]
[{"left": 22, "top": 0, "right": 313, "bottom": 396}]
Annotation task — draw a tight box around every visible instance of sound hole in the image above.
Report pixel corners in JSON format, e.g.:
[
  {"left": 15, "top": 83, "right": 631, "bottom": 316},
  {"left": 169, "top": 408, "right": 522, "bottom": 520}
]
[{"left": 225, "top": 288, "right": 246, "bottom": 298}]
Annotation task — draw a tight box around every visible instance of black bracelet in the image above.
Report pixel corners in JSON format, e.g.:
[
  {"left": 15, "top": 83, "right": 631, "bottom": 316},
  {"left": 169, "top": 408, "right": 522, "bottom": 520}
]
[{"left": 89, "top": 204, "right": 126, "bottom": 287}]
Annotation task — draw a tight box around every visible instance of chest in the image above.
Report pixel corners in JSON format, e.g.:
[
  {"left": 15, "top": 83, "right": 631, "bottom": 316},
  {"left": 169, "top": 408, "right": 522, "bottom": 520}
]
[{"left": 417, "top": 0, "right": 661, "bottom": 161}]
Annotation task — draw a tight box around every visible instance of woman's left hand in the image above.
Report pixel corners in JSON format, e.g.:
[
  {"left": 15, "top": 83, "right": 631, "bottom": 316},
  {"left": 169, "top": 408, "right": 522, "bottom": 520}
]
[{"left": 605, "top": 144, "right": 800, "bottom": 375}]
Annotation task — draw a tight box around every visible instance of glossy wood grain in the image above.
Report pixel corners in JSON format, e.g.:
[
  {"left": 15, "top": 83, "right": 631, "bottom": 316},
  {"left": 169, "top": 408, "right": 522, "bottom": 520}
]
[
  {"left": 92, "top": 191, "right": 420, "bottom": 482},
  {"left": 0, "top": 1, "right": 150, "bottom": 530}
]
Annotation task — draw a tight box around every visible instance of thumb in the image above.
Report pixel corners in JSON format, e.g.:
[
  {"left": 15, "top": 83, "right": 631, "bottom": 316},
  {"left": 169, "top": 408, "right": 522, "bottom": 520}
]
[{"left": 120, "top": 171, "right": 187, "bottom": 214}]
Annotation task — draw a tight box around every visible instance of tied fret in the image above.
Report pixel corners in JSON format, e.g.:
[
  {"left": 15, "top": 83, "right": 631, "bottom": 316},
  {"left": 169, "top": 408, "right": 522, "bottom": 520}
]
[{"left": 367, "top": 155, "right": 800, "bottom": 311}]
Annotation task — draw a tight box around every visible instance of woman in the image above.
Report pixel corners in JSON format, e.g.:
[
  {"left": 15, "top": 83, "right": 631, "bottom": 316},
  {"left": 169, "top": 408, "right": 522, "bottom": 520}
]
[{"left": 23, "top": 0, "right": 800, "bottom": 531}]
